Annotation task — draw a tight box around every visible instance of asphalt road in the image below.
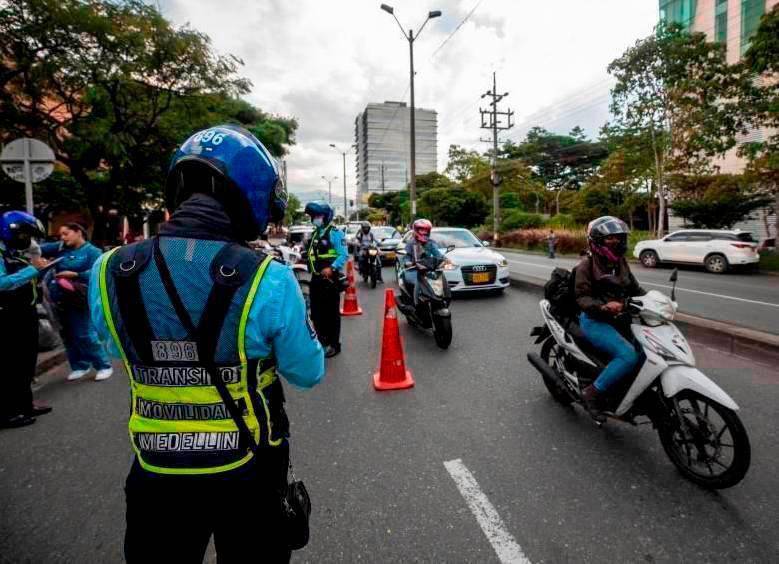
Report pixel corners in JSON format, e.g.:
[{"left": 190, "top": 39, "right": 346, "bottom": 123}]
[
  {"left": 499, "top": 249, "right": 779, "bottom": 335},
  {"left": 1, "top": 268, "right": 777, "bottom": 563}
]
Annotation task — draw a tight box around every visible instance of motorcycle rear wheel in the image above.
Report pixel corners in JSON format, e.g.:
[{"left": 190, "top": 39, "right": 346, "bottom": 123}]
[
  {"left": 540, "top": 338, "right": 574, "bottom": 405},
  {"left": 432, "top": 315, "right": 452, "bottom": 349},
  {"left": 657, "top": 390, "right": 750, "bottom": 489}
]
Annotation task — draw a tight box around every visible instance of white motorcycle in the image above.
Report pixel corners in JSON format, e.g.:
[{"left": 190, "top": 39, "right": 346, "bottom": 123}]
[
  {"left": 527, "top": 270, "right": 751, "bottom": 489},
  {"left": 255, "top": 240, "right": 310, "bottom": 311}
]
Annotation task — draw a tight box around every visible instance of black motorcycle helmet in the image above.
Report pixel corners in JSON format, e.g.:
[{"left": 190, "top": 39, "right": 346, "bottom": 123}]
[
  {"left": 360, "top": 221, "right": 371, "bottom": 234},
  {"left": 587, "top": 216, "right": 630, "bottom": 260}
]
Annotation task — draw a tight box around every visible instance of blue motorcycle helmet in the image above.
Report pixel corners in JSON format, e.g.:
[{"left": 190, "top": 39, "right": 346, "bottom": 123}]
[
  {"left": 165, "top": 124, "right": 287, "bottom": 240},
  {"left": 304, "top": 201, "right": 334, "bottom": 226},
  {"left": 0, "top": 211, "right": 45, "bottom": 250}
]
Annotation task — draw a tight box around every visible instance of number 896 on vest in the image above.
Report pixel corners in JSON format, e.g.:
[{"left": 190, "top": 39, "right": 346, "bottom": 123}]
[{"left": 151, "top": 341, "right": 199, "bottom": 362}]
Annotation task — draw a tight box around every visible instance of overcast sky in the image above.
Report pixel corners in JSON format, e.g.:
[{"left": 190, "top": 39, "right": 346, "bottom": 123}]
[{"left": 157, "top": 0, "right": 658, "bottom": 199}]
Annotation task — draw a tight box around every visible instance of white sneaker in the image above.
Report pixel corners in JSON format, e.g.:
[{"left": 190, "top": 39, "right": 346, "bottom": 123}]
[
  {"left": 95, "top": 368, "right": 113, "bottom": 382},
  {"left": 66, "top": 369, "right": 90, "bottom": 381}
]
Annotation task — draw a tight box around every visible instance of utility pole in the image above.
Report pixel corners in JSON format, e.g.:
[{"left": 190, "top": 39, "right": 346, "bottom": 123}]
[
  {"left": 479, "top": 71, "right": 513, "bottom": 246},
  {"left": 380, "top": 162, "right": 386, "bottom": 194}
]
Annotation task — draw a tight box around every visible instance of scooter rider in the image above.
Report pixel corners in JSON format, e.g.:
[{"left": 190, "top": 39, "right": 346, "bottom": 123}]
[
  {"left": 355, "top": 221, "right": 382, "bottom": 283},
  {"left": 304, "top": 201, "right": 348, "bottom": 358},
  {"left": 0, "top": 211, "right": 53, "bottom": 429},
  {"left": 575, "top": 216, "right": 645, "bottom": 422},
  {"left": 88, "top": 125, "right": 325, "bottom": 562},
  {"left": 401, "top": 218, "right": 443, "bottom": 304}
]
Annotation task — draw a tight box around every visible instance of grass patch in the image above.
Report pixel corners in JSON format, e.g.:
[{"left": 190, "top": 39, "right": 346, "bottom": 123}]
[{"left": 759, "top": 251, "right": 779, "bottom": 271}]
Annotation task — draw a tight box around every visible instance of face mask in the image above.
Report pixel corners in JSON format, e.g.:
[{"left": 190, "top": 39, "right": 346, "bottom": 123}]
[{"left": 312, "top": 217, "right": 324, "bottom": 228}]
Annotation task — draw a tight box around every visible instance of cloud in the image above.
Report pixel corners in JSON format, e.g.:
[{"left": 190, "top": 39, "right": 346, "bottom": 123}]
[{"left": 158, "top": 0, "right": 658, "bottom": 196}]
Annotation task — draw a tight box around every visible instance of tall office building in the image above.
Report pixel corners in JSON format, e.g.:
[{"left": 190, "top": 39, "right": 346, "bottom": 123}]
[{"left": 354, "top": 101, "right": 437, "bottom": 203}]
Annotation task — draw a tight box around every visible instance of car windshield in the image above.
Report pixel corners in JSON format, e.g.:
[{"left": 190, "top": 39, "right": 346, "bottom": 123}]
[
  {"left": 373, "top": 227, "right": 397, "bottom": 240},
  {"left": 431, "top": 229, "right": 482, "bottom": 248}
]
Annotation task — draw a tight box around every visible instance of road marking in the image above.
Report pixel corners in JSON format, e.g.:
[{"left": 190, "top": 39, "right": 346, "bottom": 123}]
[
  {"left": 444, "top": 459, "right": 531, "bottom": 564},
  {"left": 506, "top": 259, "right": 779, "bottom": 309}
]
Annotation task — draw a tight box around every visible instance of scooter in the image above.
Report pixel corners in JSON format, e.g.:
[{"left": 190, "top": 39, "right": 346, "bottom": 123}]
[
  {"left": 358, "top": 243, "right": 382, "bottom": 288},
  {"left": 396, "top": 251, "right": 453, "bottom": 349},
  {"left": 527, "top": 270, "right": 751, "bottom": 489}
]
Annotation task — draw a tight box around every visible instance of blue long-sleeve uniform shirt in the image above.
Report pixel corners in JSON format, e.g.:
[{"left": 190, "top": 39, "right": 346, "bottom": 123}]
[
  {"left": 88, "top": 249, "right": 325, "bottom": 390},
  {"left": 0, "top": 243, "right": 38, "bottom": 292},
  {"left": 318, "top": 225, "right": 348, "bottom": 271}
]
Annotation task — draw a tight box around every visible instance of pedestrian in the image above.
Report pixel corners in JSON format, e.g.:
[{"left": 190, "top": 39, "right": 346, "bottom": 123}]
[
  {"left": 547, "top": 229, "right": 558, "bottom": 259},
  {"left": 88, "top": 125, "right": 324, "bottom": 563},
  {"left": 304, "top": 201, "right": 348, "bottom": 358},
  {"left": 0, "top": 211, "right": 53, "bottom": 429},
  {"left": 41, "top": 223, "right": 113, "bottom": 382}
]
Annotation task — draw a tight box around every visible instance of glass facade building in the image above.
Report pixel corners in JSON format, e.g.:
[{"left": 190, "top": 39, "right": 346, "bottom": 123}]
[{"left": 354, "top": 101, "right": 438, "bottom": 203}]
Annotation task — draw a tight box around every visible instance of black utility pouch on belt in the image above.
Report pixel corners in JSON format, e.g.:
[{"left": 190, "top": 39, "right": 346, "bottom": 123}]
[{"left": 150, "top": 237, "right": 312, "bottom": 551}]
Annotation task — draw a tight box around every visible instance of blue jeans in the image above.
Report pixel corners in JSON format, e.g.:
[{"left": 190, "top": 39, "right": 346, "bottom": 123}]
[
  {"left": 579, "top": 312, "right": 640, "bottom": 393},
  {"left": 59, "top": 306, "right": 111, "bottom": 371}
]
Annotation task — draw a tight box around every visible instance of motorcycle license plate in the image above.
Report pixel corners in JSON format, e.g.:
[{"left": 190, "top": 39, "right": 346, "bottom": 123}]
[{"left": 471, "top": 272, "right": 490, "bottom": 284}]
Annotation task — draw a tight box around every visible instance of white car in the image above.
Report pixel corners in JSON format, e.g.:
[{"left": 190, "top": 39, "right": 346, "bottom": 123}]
[
  {"left": 397, "top": 227, "right": 511, "bottom": 292},
  {"left": 634, "top": 229, "right": 759, "bottom": 274}
]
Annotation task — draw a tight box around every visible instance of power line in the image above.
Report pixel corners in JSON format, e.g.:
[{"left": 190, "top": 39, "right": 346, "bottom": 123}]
[{"left": 430, "top": 0, "right": 487, "bottom": 59}]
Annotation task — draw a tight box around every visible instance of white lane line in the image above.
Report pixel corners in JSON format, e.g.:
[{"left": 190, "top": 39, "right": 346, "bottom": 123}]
[
  {"left": 444, "top": 459, "right": 531, "bottom": 564},
  {"left": 506, "top": 259, "right": 779, "bottom": 308}
]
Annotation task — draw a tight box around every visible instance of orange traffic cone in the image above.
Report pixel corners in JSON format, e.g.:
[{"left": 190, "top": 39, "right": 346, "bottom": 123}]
[
  {"left": 373, "top": 289, "right": 414, "bottom": 391},
  {"left": 341, "top": 259, "right": 363, "bottom": 316}
]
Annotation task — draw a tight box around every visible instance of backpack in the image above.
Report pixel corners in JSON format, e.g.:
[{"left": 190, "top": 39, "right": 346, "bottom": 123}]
[{"left": 544, "top": 266, "right": 578, "bottom": 319}]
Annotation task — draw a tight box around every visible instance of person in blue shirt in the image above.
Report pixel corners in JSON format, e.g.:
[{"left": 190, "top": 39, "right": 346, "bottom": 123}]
[
  {"left": 41, "top": 223, "right": 112, "bottom": 382},
  {"left": 304, "top": 201, "right": 348, "bottom": 358},
  {"left": 401, "top": 218, "right": 444, "bottom": 305},
  {"left": 88, "top": 125, "right": 324, "bottom": 563},
  {"left": 0, "top": 211, "right": 53, "bottom": 429}
]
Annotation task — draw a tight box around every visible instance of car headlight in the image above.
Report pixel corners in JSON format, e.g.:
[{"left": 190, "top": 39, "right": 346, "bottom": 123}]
[
  {"left": 498, "top": 258, "right": 508, "bottom": 267},
  {"left": 443, "top": 260, "right": 458, "bottom": 270}
]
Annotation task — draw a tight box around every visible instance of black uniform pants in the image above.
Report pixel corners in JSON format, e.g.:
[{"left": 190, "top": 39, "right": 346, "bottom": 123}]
[
  {"left": 0, "top": 305, "right": 38, "bottom": 419},
  {"left": 309, "top": 274, "right": 341, "bottom": 347},
  {"left": 124, "top": 444, "right": 292, "bottom": 563}
]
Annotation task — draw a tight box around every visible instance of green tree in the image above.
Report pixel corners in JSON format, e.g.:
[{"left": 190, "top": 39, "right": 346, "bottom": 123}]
[
  {"left": 502, "top": 126, "right": 608, "bottom": 214},
  {"left": 284, "top": 194, "right": 303, "bottom": 225},
  {"left": 0, "top": 0, "right": 296, "bottom": 227},
  {"left": 669, "top": 174, "right": 772, "bottom": 229},
  {"left": 608, "top": 23, "right": 750, "bottom": 236},
  {"left": 738, "top": 5, "right": 779, "bottom": 238},
  {"left": 418, "top": 187, "right": 487, "bottom": 228}
]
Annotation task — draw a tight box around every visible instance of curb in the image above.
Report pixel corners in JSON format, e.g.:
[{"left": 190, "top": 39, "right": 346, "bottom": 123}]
[
  {"left": 508, "top": 273, "right": 779, "bottom": 365},
  {"left": 36, "top": 347, "right": 67, "bottom": 376}
]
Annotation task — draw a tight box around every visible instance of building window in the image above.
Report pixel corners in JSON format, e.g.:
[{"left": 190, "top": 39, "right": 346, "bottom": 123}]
[
  {"left": 715, "top": 0, "right": 728, "bottom": 46},
  {"left": 741, "top": 0, "right": 765, "bottom": 55},
  {"left": 659, "top": 0, "right": 697, "bottom": 30}
]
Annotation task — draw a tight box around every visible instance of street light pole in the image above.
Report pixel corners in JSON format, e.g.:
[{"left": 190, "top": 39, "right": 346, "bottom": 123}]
[
  {"left": 321, "top": 175, "right": 338, "bottom": 204},
  {"left": 381, "top": 4, "right": 441, "bottom": 220}
]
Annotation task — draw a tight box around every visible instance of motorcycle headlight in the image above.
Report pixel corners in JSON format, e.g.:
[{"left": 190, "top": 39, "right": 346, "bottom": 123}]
[
  {"left": 443, "top": 260, "right": 458, "bottom": 271},
  {"left": 369, "top": 249, "right": 378, "bottom": 256}
]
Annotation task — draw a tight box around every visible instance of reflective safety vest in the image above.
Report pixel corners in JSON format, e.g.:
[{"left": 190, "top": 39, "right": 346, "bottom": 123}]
[
  {"left": 0, "top": 250, "right": 36, "bottom": 309},
  {"left": 307, "top": 224, "right": 338, "bottom": 275},
  {"left": 98, "top": 237, "right": 288, "bottom": 475}
]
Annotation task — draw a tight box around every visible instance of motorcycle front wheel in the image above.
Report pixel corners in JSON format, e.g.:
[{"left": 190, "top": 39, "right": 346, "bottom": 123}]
[
  {"left": 432, "top": 314, "right": 452, "bottom": 349},
  {"left": 657, "top": 390, "right": 751, "bottom": 489},
  {"left": 370, "top": 265, "right": 377, "bottom": 289}
]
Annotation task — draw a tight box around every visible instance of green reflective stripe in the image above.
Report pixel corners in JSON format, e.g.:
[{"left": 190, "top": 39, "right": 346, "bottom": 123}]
[
  {"left": 307, "top": 224, "right": 337, "bottom": 274},
  {"left": 237, "top": 254, "right": 274, "bottom": 370},
  {"left": 99, "top": 248, "right": 128, "bottom": 367}
]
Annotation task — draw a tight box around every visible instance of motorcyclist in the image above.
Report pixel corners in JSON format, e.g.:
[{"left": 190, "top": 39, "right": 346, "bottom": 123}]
[
  {"left": 355, "top": 221, "right": 382, "bottom": 283},
  {"left": 401, "top": 218, "right": 443, "bottom": 304},
  {"left": 575, "top": 216, "right": 645, "bottom": 422}
]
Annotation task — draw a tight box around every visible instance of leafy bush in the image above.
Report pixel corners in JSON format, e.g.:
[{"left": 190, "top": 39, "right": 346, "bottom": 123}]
[
  {"left": 500, "top": 210, "right": 544, "bottom": 231},
  {"left": 501, "top": 228, "right": 587, "bottom": 254},
  {"left": 546, "top": 213, "right": 577, "bottom": 229}
]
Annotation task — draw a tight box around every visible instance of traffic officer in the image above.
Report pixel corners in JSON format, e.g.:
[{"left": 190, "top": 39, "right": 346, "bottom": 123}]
[
  {"left": 304, "top": 201, "right": 347, "bottom": 358},
  {"left": 88, "top": 125, "right": 324, "bottom": 563},
  {"left": 0, "top": 211, "right": 53, "bottom": 429}
]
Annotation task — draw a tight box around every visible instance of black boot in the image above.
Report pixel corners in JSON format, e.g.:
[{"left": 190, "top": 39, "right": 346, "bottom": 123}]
[
  {"left": 0, "top": 414, "right": 37, "bottom": 429},
  {"left": 581, "top": 385, "right": 606, "bottom": 423}
]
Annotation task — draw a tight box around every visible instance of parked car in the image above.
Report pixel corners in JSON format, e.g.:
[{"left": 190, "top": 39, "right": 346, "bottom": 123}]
[
  {"left": 287, "top": 224, "right": 314, "bottom": 246},
  {"left": 396, "top": 227, "right": 510, "bottom": 293},
  {"left": 634, "top": 229, "right": 759, "bottom": 274}
]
